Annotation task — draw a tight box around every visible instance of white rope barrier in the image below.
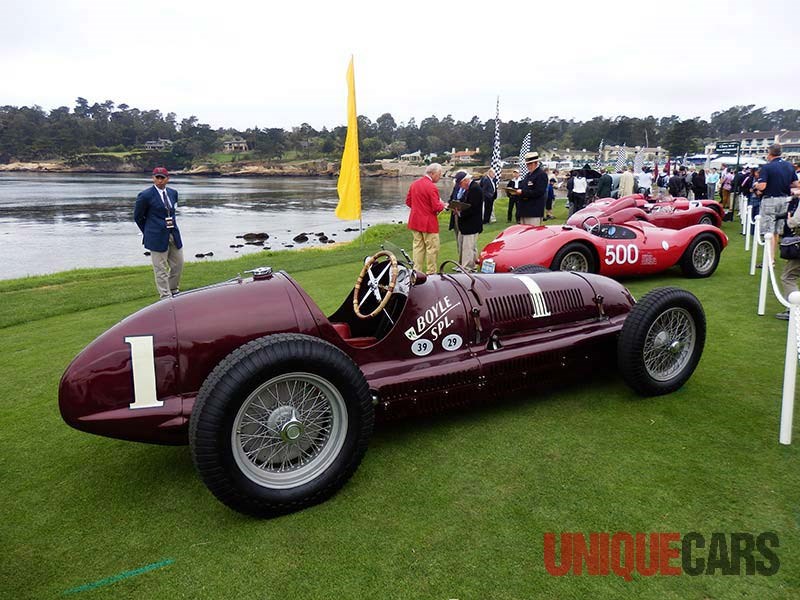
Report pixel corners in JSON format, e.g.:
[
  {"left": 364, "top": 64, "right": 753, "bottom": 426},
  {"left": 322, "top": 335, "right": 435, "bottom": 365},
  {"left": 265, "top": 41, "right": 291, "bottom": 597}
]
[
  {"left": 758, "top": 233, "right": 771, "bottom": 315},
  {"left": 762, "top": 235, "right": 791, "bottom": 310},
  {"left": 751, "top": 215, "right": 762, "bottom": 278}
]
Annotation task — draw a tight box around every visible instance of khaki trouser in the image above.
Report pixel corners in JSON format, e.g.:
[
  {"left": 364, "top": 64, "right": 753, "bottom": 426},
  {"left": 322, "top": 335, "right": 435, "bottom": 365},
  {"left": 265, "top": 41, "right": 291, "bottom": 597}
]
[
  {"left": 150, "top": 234, "right": 184, "bottom": 299},
  {"left": 782, "top": 258, "right": 800, "bottom": 297},
  {"left": 721, "top": 188, "right": 731, "bottom": 210},
  {"left": 520, "top": 216, "right": 542, "bottom": 226},
  {"left": 456, "top": 232, "right": 479, "bottom": 270},
  {"left": 411, "top": 230, "right": 440, "bottom": 274}
]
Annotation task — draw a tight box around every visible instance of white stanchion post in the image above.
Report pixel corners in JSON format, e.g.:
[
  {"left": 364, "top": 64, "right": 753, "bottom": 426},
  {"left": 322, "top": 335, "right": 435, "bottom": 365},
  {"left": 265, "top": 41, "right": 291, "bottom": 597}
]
[
  {"left": 750, "top": 216, "right": 761, "bottom": 276},
  {"left": 745, "top": 204, "right": 753, "bottom": 252},
  {"left": 758, "top": 233, "right": 772, "bottom": 315},
  {"left": 740, "top": 196, "right": 747, "bottom": 234},
  {"left": 780, "top": 291, "right": 800, "bottom": 445}
]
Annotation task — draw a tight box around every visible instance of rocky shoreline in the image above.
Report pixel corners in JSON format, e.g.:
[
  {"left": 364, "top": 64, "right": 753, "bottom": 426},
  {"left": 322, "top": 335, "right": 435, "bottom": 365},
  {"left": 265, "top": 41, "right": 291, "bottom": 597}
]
[
  {"left": 0, "top": 158, "right": 427, "bottom": 178},
  {"left": 0, "top": 158, "right": 475, "bottom": 179}
]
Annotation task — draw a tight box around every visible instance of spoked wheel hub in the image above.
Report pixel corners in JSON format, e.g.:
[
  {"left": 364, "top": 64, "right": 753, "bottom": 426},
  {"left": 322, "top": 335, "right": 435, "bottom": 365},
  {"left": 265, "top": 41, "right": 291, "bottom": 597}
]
[
  {"left": 232, "top": 372, "right": 347, "bottom": 489},
  {"left": 643, "top": 307, "right": 696, "bottom": 382},
  {"left": 692, "top": 241, "right": 715, "bottom": 273},
  {"left": 561, "top": 252, "right": 589, "bottom": 271},
  {"left": 266, "top": 405, "right": 305, "bottom": 442}
]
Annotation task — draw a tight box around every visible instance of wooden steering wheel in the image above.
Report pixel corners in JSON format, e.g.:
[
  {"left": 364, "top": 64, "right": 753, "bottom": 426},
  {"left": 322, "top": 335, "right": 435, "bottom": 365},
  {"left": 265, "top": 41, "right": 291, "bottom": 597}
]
[{"left": 353, "top": 251, "right": 399, "bottom": 319}]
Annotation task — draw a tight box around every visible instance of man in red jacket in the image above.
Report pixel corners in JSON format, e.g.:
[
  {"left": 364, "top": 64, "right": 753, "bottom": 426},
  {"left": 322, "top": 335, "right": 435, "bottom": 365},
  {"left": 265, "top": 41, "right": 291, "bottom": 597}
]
[{"left": 406, "top": 163, "right": 447, "bottom": 273}]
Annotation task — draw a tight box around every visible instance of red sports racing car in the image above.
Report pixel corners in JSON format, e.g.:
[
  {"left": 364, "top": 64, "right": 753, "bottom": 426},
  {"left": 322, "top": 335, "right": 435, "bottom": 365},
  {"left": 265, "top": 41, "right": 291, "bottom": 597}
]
[
  {"left": 59, "top": 249, "right": 707, "bottom": 517},
  {"left": 479, "top": 218, "right": 728, "bottom": 278},
  {"left": 567, "top": 194, "right": 724, "bottom": 230}
]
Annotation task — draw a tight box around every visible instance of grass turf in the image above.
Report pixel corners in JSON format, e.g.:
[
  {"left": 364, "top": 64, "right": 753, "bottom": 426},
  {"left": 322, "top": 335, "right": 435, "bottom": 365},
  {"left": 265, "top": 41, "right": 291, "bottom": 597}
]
[{"left": 1, "top": 200, "right": 799, "bottom": 599}]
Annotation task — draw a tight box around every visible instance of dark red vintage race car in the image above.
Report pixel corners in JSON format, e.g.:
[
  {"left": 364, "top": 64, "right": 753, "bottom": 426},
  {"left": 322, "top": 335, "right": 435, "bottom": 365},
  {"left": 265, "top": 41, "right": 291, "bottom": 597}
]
[
  {"left": 479, "top": 219, "right": 728, "bottom": 279},
  {"left": 567, "top": 194, "right": 724, "bottom": 230},
  {"left": 59, "top": 251, "right": 706, "bottom": 517}
]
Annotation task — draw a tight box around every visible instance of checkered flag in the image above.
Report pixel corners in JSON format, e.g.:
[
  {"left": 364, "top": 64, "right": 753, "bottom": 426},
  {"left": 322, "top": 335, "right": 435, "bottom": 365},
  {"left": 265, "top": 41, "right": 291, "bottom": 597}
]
[
  {"left": 614, "top": 145, "right": 627, "bottom": 172},
  {"left": 490, "top": 97, "right": 502, "bottom": 182},
  {"left": 595, "top": 138, "right": 604, "bottom": 170},
  {"left": 633, "top": 148, "right": 644, "bottom": 173},
  {"left": 518, "top": 132, "right": 531, "bottom": 178}
]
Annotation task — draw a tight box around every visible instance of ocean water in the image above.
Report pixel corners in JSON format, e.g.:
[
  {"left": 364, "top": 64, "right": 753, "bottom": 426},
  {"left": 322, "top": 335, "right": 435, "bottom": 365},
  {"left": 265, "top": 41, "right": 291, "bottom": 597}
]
[{"left": 0, "top": 172, "right": 450, "bottom": 279}]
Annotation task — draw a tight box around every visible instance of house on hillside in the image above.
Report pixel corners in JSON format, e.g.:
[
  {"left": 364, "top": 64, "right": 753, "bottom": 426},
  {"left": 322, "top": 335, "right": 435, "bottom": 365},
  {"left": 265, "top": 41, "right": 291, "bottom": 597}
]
[
  {"left": 400, "top": 150, "right": 423, "bottom": 163},
  {"left": 222, "top": 138, "right": 249, "bottom": 153},
  {"left": 451, "top": 147, "right": 480, "bottom": 164},
  {"left": 144, "top": 139, "right": 173, "bottom": 151}
]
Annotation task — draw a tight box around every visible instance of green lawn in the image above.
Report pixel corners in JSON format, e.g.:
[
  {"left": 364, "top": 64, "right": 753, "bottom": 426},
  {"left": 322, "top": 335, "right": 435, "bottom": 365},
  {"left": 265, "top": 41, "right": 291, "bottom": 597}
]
[
  {"left": 1, "top": 201, "right": 798, "bottom": 599},
  {"left": 202, "top": 151, "right": 256, "bottom": 164}
]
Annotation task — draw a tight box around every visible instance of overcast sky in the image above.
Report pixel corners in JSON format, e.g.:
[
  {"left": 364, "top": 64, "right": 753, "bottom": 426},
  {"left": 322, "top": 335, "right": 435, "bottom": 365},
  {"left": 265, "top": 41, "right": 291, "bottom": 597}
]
[{"left": 2, "top": 0, "right": 796, "bottom": 131}]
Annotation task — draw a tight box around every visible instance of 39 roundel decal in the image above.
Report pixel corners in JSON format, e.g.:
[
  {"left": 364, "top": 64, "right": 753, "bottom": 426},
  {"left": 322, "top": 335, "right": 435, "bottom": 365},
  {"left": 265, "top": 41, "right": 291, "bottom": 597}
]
[{"left": 411, "top": 338, "right": 434, "bottom": 356}]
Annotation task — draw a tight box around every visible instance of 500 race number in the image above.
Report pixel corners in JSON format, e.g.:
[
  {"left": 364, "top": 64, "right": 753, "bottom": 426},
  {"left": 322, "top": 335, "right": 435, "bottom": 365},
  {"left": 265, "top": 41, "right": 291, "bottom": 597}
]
[{"left": 604, "top": 244, "right": 639, "bottom": 265}]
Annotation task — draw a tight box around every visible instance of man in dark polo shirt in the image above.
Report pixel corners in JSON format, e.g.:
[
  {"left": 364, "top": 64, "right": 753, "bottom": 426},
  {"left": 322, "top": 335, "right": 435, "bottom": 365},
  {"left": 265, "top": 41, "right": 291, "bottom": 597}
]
[{"left": 754, "top": 143, "right": 799, "bottom": 262}]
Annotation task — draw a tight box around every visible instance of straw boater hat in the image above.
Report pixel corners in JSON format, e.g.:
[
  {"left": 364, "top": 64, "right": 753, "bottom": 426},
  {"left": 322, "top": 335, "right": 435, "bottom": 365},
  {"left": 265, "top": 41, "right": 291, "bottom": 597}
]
[{"left": 524, "top": 152, "right": 541, "bottom": 163}]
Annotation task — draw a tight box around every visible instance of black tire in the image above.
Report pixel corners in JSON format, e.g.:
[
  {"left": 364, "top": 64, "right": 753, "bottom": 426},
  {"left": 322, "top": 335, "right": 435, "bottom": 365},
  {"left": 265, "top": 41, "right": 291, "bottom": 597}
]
[
  {"left": 698, "top": 214, "right": 714, "bottom": 225},
  {"left": 551, "top": 242, "right": 596, "bottom": 273},
  {"left": 617, "top": 287, "right": 706, "bottom": 396},
  {"left": 679, "top": 233, "right": 721, "bottom": 278},
  {"left": 512, "top": 264, "right": 551, "bottom": 274},
  {"left": 189, "top": 333, "right": 374, "bottom": 517}
]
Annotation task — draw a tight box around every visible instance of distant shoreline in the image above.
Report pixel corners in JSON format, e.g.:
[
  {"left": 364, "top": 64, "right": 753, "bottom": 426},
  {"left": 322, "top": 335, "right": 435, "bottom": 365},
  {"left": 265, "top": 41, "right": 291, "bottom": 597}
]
[{"left": 0, "top": 159, "right": 483, "bottom": 179}]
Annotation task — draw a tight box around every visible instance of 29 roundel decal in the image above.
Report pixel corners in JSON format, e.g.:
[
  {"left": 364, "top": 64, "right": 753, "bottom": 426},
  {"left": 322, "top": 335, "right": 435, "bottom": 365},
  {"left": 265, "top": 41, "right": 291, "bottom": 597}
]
[
  {"left": 604, "top": 244, "right": 639, "bottom": 265},
  {"left": 442, "top": 334, "right": 463, "bottom": 351}
]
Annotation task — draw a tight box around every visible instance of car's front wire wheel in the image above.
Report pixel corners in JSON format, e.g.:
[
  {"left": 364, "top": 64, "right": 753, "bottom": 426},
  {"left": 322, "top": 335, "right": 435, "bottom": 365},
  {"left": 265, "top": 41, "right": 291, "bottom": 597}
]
[
  {"left": 617, "top": 287, "right": 706, "bottom": 396},
  {"left": 190, "top": 334, "right": 374, "bottom": 517},
  {"left": 551, "top": 242, "right": 595, "bottom": 273}
]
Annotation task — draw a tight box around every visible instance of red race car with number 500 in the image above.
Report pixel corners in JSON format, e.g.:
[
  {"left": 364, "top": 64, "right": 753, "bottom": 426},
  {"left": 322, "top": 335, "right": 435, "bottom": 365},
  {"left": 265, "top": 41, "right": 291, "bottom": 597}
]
[
  {"left": 479, "top": 218, "right": 728, "bottom": 279},
  {"left": 59, "top": 249, "right": 707, "bottom": 518}
]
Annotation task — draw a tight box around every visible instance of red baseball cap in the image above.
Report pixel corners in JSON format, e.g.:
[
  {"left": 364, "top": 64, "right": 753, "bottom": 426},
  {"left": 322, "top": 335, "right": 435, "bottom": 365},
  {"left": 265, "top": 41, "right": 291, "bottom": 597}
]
[{"left": 152, "top": 167, "right": 169, "bottom": 177}]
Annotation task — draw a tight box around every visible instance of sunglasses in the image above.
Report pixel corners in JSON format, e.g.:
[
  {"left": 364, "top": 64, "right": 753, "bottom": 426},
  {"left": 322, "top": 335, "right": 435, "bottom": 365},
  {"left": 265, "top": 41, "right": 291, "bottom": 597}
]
[{"left": 154, "top": 175, "right": 166, "bottom": 180}]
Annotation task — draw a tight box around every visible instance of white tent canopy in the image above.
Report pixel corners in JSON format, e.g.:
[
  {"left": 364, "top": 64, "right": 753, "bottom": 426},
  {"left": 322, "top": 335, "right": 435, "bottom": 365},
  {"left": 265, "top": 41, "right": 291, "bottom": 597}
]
[{"left": 708, "top": 156, "right": 765, "bottom": 168}]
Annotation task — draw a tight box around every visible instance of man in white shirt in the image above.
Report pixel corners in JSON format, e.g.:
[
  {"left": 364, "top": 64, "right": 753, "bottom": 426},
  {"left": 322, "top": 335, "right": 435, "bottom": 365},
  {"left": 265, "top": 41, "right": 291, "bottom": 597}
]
[{"left": 636, "top": 167, "right": 653, "bottom": 198}]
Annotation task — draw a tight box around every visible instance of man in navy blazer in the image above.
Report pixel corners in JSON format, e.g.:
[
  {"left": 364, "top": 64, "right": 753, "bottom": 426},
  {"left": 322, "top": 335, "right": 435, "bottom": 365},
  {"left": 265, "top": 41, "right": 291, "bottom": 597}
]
[{"left": 134, "top": 166, "right": 184, "bottom": 299}]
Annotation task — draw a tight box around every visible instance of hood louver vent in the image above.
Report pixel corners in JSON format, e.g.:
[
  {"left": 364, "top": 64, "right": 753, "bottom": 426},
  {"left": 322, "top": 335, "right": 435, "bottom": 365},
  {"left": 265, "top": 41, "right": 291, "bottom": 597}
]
[
  {"left": 487, "top": 288, "right": 583, "bottom": 324},
  {"left": 542, "top": 288, "right": 583, "bottom": 314}
]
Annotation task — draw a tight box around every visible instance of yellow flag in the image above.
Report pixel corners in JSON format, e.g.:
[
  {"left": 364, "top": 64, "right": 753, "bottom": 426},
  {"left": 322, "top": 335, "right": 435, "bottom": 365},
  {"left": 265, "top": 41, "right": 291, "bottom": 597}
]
[{"left": 335, "top": 56, "right": 361, "bottom": 220}]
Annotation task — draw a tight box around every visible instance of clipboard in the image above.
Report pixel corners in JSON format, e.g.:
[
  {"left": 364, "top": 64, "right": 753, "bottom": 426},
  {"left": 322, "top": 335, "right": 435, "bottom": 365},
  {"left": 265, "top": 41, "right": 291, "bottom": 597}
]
[{"left": 448, "top": 200, "right": 471, "bottom": 211}]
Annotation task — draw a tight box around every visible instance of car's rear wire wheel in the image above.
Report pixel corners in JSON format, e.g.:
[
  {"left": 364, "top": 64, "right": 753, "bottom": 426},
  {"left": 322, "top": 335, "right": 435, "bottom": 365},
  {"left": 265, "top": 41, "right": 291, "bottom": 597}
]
[
  {"left": 617, "top": 287, "right": 706, "bottom": 396},
  {"left": 680, "top": 233, "right": 720, "bottom": 278},
  {"left": 551, "top": 242, "right": 595, "bottom": 273},
  {"left": 698, "top": 214, "right": 714, "bottom": 225}
]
